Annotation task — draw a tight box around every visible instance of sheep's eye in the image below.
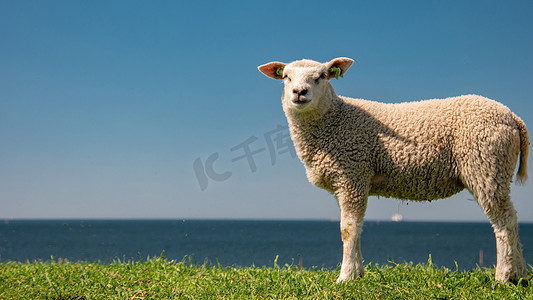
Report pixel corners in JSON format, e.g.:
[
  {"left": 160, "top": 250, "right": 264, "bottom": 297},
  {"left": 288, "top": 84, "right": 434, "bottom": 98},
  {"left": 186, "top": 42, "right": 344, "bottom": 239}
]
[
  {"left": 283, "top": 75, "right": 291, "bottom": 82},
  {"left": 315, "top": 73, "right": 326, "bottom": 83}
]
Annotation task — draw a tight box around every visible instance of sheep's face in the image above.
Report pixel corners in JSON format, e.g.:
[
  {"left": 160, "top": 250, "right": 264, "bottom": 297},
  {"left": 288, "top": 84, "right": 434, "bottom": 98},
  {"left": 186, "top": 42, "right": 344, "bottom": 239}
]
[
  {"left": 282, "top": 61, "right": 328, "bottom": 111},
  {"left": 258, "top": 58, "right": 354, "bottom": 114}
]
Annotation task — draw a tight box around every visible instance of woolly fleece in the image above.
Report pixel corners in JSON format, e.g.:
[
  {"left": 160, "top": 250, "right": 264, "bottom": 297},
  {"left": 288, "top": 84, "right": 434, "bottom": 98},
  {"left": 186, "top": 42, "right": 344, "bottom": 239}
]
[{"left": 258, "top": 58, "right": 529, "bottom": 283}]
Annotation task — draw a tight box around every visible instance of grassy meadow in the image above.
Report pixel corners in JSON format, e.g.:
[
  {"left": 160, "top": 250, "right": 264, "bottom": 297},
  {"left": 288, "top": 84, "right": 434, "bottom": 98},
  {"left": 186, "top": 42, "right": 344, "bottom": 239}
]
[{"left": 1, "top": 255, "right": 532, "bottom": 299}]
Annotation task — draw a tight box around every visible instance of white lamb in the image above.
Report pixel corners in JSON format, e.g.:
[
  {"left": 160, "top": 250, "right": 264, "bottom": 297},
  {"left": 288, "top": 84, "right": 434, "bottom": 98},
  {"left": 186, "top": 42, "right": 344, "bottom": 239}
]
[{"left": 258, "top": 57, "right": 529, "bottom": 283}]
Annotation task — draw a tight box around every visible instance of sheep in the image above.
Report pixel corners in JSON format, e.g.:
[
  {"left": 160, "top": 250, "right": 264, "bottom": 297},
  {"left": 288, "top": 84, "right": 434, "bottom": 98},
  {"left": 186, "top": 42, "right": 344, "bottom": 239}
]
[{"left": 258, "top": 57, "right": 529, "bottom": 283}]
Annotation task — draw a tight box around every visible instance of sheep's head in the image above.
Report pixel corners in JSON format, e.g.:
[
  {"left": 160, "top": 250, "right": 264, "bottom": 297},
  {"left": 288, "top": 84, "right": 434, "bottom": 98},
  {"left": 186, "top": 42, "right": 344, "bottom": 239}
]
[{"left": 258, "top": 58, "right": 354, "bottom": 114}]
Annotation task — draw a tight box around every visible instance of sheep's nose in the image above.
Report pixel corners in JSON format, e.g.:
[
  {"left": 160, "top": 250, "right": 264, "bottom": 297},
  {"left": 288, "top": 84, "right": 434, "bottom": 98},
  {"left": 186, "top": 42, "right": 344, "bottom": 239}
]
[{"left": 293, "top": 88, "right": 308, "bottom": 96}]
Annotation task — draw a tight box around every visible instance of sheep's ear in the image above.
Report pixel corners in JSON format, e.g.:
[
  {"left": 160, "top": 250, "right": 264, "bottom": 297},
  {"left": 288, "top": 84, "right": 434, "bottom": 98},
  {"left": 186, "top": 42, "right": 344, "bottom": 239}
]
[
  {"left": 258, "top": 62, "right": 286, "bottom": 80},
  {"left": 326, "top": 57, "right": 354, "bottom": 80}
]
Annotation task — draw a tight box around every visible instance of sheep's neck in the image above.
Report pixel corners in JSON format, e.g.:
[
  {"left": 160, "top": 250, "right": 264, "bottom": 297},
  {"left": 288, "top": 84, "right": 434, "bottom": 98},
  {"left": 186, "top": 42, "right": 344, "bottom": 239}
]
[{"left": 286, "top": 96, "right": 343, "bottom": 161}]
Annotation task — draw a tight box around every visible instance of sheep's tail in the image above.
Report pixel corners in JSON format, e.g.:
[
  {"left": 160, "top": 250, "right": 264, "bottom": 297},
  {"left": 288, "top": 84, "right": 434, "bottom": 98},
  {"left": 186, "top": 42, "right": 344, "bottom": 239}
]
[{"left": 513, "top": 113, "right": 529, "bottom": 184}]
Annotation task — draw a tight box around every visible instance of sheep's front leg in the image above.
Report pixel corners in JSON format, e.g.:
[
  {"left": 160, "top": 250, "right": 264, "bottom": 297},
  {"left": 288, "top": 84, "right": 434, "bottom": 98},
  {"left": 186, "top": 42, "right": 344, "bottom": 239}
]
[{"left": 336, "top": 190, "right": 368, "bottom": 283}]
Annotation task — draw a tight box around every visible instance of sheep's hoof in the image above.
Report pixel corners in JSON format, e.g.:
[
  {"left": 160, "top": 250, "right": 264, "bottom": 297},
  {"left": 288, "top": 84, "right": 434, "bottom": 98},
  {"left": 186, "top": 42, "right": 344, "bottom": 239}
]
[
  {"left": 336, "top": 276, "right": 351, "bottom": 284},
  {"left": 336, "top": 272, "right": 353, "bottom": 283},
  {"left": 499, "top": 273, "right": 530, "bottom": 286},
  {"left": 495, "top": 264, "right": 527, "bottom": 284},
  {"left": 336, "top": 271, "right": 363, "bottom": 283},
  {"left": 503, "top": 275, "right": 530, "bottom": 287}
]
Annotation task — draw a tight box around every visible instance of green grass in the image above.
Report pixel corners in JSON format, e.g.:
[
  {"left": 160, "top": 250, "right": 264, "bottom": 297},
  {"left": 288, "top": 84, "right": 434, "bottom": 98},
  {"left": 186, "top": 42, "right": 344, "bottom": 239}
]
[{"left": 1, "top": 255, "right": 532, "bottom": 299}]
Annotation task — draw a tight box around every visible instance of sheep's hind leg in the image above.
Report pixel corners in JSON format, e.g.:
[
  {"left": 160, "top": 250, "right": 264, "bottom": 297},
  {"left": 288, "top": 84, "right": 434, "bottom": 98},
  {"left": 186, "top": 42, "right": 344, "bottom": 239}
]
[
  {"left": 476, "top": 190, "right": 526, "bottom": 282},
  {"left": 491, "top": 202, "right": 526, "bottom": 283},
  {"left": 336, "top": 189, "right": 368, "bottom": 283}
]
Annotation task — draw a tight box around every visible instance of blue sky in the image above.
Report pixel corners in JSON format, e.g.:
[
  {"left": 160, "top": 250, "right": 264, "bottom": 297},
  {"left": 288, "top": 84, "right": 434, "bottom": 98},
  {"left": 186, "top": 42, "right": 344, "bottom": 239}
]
[{"left": 1, "top": 1, "right": 532, "bottom": 222}]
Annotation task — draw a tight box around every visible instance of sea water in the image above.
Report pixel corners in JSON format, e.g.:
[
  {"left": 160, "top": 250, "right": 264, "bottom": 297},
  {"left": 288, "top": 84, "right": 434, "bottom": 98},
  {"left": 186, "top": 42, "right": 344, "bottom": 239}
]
[{"left": 1, "top": 220, "right": 532, "bottom": 271}]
